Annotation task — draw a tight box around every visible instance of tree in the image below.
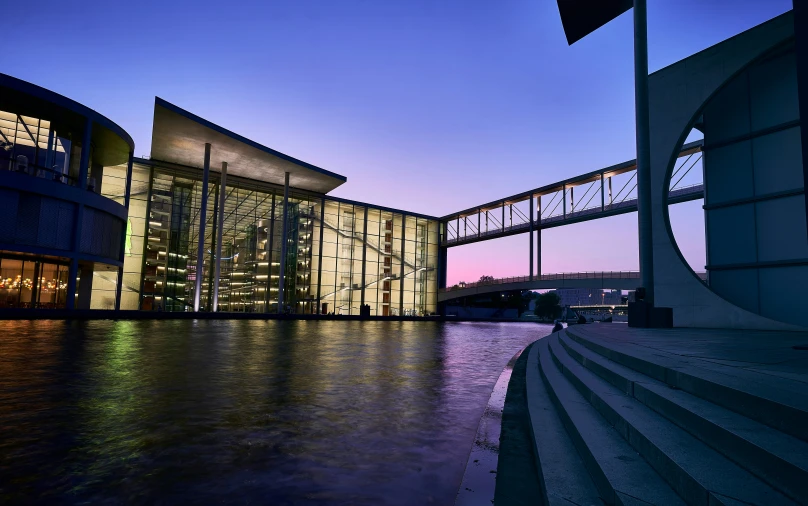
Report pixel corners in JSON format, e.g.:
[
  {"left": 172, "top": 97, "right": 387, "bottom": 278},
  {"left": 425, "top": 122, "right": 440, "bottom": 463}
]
[
  {"left": 535, "top": 292, "right": 562, "bottom": 320},
  {"left": 479, "top": 275, "right": 494, "bottom": 283}
]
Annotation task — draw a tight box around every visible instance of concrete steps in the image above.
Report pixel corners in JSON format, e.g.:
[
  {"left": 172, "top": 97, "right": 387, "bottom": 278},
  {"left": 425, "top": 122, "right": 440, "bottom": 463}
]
[
  {"left": 524, "top": 343, "right": 601, "bottom": 505},
  {"left": 563, "top": 326, "right": 808, "bottom": 442},
  {"left": 557, "top": 331, "right": 808, "bottom": 503},
  {"left": 524, "top": 328, "right": 807, "bottom": 505}
]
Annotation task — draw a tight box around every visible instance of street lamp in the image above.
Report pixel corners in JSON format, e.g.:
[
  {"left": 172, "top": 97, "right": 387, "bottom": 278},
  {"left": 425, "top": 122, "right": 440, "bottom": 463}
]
[{"left": 555, "top": 0, "right": 654, "bottom": 306}]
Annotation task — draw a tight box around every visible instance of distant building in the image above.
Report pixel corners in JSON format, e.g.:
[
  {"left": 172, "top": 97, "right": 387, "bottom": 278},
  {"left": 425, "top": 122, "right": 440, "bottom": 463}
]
[{"left": 549, "top": 288, "right": 622, "bottom": 307}]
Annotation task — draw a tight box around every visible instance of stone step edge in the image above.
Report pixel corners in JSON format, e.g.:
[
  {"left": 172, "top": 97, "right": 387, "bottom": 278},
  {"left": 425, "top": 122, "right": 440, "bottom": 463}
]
[
  {"left": 549, "top": 333, "right": 795, "bottom": 506},
  {"left": 557, "top": 330, "right": 808, "bottom": 504},
  {"left": 537, "top": 337, "right": 685, "bottom": 506},
  {"left": 564, "top": 325, "right": 808, "bottom": 442},
  {"left": 524, "top": 339, "right": 601, "bottom": 506}
]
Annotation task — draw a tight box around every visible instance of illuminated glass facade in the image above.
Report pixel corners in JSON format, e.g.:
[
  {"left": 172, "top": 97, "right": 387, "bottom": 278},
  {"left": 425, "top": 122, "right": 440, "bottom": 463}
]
[{"left": 129, "top": 162, "right": 439, "bottom": 315}]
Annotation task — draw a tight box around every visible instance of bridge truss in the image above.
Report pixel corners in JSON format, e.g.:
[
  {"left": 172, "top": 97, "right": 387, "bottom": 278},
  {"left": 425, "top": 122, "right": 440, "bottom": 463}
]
[{"left": 440, "top": 140, "right": 704, "bottom": 249}]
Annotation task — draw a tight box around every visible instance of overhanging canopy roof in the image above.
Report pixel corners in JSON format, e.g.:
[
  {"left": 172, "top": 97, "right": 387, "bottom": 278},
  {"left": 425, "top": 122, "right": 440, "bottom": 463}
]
[
  {"left": 150, "top": 98, "right": 346, "bottom": 194},
  {"left": 556, "top": 0, "right": 633, "bottom": 45}
]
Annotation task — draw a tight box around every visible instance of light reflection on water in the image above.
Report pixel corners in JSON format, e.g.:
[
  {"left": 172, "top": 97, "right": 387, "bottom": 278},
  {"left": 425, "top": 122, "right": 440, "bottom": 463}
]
[{"left": 0, "top": 320, "right": 549, "bottom": 505}]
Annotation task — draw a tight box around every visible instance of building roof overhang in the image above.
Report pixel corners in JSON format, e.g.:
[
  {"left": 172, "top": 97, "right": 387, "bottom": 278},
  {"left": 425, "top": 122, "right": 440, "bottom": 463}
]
[{"left": 150, "top": 98, "right": 347, "bottom": 194}]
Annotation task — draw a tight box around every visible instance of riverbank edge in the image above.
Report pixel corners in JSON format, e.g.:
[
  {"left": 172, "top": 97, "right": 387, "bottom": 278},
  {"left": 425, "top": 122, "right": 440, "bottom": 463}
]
[
  {"left": 0, "top": 309, "right": 546, "bottom": 323},
  {"left": 493, "top": 341, "right": 542, "bottom": 505}
]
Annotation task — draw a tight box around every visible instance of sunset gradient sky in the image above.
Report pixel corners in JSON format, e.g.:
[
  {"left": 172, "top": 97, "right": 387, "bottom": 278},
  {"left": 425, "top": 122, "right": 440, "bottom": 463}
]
[{"left": 3, "top": 0, "right": 792, "bottom": 284}]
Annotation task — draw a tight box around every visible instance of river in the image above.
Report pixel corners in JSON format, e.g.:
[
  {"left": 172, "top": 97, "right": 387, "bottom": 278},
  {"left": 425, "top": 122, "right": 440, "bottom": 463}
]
[{"left": 0, "top": 320, "right": 550, "bottom": 505}]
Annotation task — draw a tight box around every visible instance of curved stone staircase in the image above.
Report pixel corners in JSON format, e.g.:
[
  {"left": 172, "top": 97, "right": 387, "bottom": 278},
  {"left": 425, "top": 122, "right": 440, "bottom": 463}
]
[{"left": 525, "top": 326, "right": 808, "bottom": 505}]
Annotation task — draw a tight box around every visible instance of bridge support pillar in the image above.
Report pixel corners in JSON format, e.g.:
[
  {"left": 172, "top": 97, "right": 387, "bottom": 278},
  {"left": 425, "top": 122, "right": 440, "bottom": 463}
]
[{"left": 529, "top": 194, "right": 534, "bottom": 280}]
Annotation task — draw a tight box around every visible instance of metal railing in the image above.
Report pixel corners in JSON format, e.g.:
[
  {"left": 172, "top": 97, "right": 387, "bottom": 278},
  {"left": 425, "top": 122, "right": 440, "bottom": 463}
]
[
  {"left": 4, "top": 158, "right": 79, "bottom": 186},
  {"left": 442, "top": 269, "right": 707, "bottom": 292},
  {"left": 444, "top": 183, "right": 705, "bottom": 245},
  {"left": 443, "top": 271, "right": 641, "bottom": 291}
]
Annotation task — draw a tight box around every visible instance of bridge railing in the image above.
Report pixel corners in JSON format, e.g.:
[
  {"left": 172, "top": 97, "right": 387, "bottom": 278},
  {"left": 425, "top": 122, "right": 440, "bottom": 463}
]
[
  {"left": 442, "top": 270, "right": 708, "bottom": 292},
  {"left": 442, "top": 271, "right": 641, "bottom": 292}
]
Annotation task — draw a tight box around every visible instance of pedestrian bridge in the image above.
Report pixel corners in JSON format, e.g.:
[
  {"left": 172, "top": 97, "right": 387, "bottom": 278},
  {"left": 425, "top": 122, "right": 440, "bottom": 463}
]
[{"left": 437, "top": 271, "right": 708, "bottom": 303}]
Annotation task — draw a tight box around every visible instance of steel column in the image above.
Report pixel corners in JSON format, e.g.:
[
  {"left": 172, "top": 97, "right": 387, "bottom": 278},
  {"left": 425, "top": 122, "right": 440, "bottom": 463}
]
[
  {"left": 609, "top": 177, "right": 613, "bottom": 206},
  {"left": 316, "top": 197, "right": 325, "bottom": 314},
  {"left": 399, "top": 214, "right": 406, "bottom": 314},
  {"left": 278, "top": 172, "right": 290, "bottom": 312},
  {"left": 360, "top": 206, "right": 368, "bottom": 308},
  {"left": 212, "top": 162, "right": 228, "bottom": 312},
  {"left": 601, "top": 173, "right": 605, "bottom": 211},
  {"left": 634, "top": 0, "right": 654, "bottom": 304},
  {"left": 193, "top": 143, "right": 211, "bottom": 312},
  {"left": 563, "top": 185, "right": 567, "bottom": 218},
  {"left": 264, "top": 193, "right": 276, "bottom": 312}
]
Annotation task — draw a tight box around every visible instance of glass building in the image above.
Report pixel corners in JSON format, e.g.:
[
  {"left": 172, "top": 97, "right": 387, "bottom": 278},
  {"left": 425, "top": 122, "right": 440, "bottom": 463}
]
[
  {"left": 0, "top": 76, "right": 440, "bottom": 315},
  {"left": 121, "top": 100, "right": 439, "bottom": 315},
  {"left": 0, "top": 73, "right": 133, "bottom": 310}
]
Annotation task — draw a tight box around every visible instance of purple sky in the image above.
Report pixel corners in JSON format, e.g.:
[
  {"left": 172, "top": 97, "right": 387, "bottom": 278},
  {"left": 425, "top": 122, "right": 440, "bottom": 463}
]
[{"left": 4, "top": 0, "right": 792, "bottom": 285}]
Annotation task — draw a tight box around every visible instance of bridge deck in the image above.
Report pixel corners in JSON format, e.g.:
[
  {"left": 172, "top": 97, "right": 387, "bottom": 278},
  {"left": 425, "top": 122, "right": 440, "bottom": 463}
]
[
  {"left": 438, "top": 271, "right": 707, "bottom": 302},
  {"left": 443, "top": 183, "right": 703, "bottom": 247}
]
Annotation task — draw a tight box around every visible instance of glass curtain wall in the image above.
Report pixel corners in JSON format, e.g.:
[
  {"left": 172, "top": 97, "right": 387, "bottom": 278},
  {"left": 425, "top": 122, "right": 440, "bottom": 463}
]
[
  {"left": 0, "top": 255, "right": 69, "bottom": 308},
  {"left": 0, "top": 110, "right": 79, "bottom": 184},
  {"left": 137, "top": 164, "right": 438, "bottom": 315}
]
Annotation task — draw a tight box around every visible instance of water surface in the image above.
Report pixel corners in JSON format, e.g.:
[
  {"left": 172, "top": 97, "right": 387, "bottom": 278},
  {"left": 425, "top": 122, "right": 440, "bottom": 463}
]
[{"left": 0, "top": 320, "right": 549, "bottom": 504}]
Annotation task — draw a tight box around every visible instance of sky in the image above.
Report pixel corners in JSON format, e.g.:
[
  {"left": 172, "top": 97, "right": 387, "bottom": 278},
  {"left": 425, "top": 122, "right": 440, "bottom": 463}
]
[{"left": 2, "top": 0, "right": 793, "bottom": 285}]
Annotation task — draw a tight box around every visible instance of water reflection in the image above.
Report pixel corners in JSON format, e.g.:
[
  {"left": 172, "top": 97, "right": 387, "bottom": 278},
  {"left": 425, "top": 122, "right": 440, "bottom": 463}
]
[{"left": 0, "top": 320, "right": 549, "bottom": 504}]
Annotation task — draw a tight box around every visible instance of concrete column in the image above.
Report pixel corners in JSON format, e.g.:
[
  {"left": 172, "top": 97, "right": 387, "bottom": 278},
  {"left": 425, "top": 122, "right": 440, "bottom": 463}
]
[
  {"left": 77, "top": 263, "right": 93, "bottom": 309},
  {"left": 212, "top": 162, "right": 228, "bottom": 312},
  {"left": 529, "top": 194, "right": 534, "bottom": 281},
  {"left": 634, "top": 0, "right": 654, "bottom": 304},
  {"left": 78, "top": 120, "right": 92, "bottom": 189},
  {"left": 278, "top": 172, "right": 290, "bottom": 312},
  {"left": 537, "top": 198, "right": 542, "bottom": 279},
  {"left": 360, "top": 206, "right": 368, "bottom": 308},
  {"left": 192, "top": 143, "right": 211, "bottom": 312},
  {"left": 796, "top": 0, "right": 808, "bottom": 242},
  {"left": 264, "top": 193, "right": 276, "bottom": 313},
  {"left": 316, "top": 197, "right": 325, "bottom": 314}
]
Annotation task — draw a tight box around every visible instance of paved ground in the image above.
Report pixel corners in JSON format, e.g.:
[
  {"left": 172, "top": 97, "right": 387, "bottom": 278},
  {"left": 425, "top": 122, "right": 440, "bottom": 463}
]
[
  {"left": 494, "top": 342, "right": 541, "bottom": 506},
  {"left": 574, "top": 323, "right": 808, "bottom": 385}
]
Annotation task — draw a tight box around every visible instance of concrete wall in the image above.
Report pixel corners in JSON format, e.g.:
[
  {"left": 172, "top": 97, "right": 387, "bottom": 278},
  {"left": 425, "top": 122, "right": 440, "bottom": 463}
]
[{"left": 649, "top": 11, "right": 804, "bottom": 329}]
